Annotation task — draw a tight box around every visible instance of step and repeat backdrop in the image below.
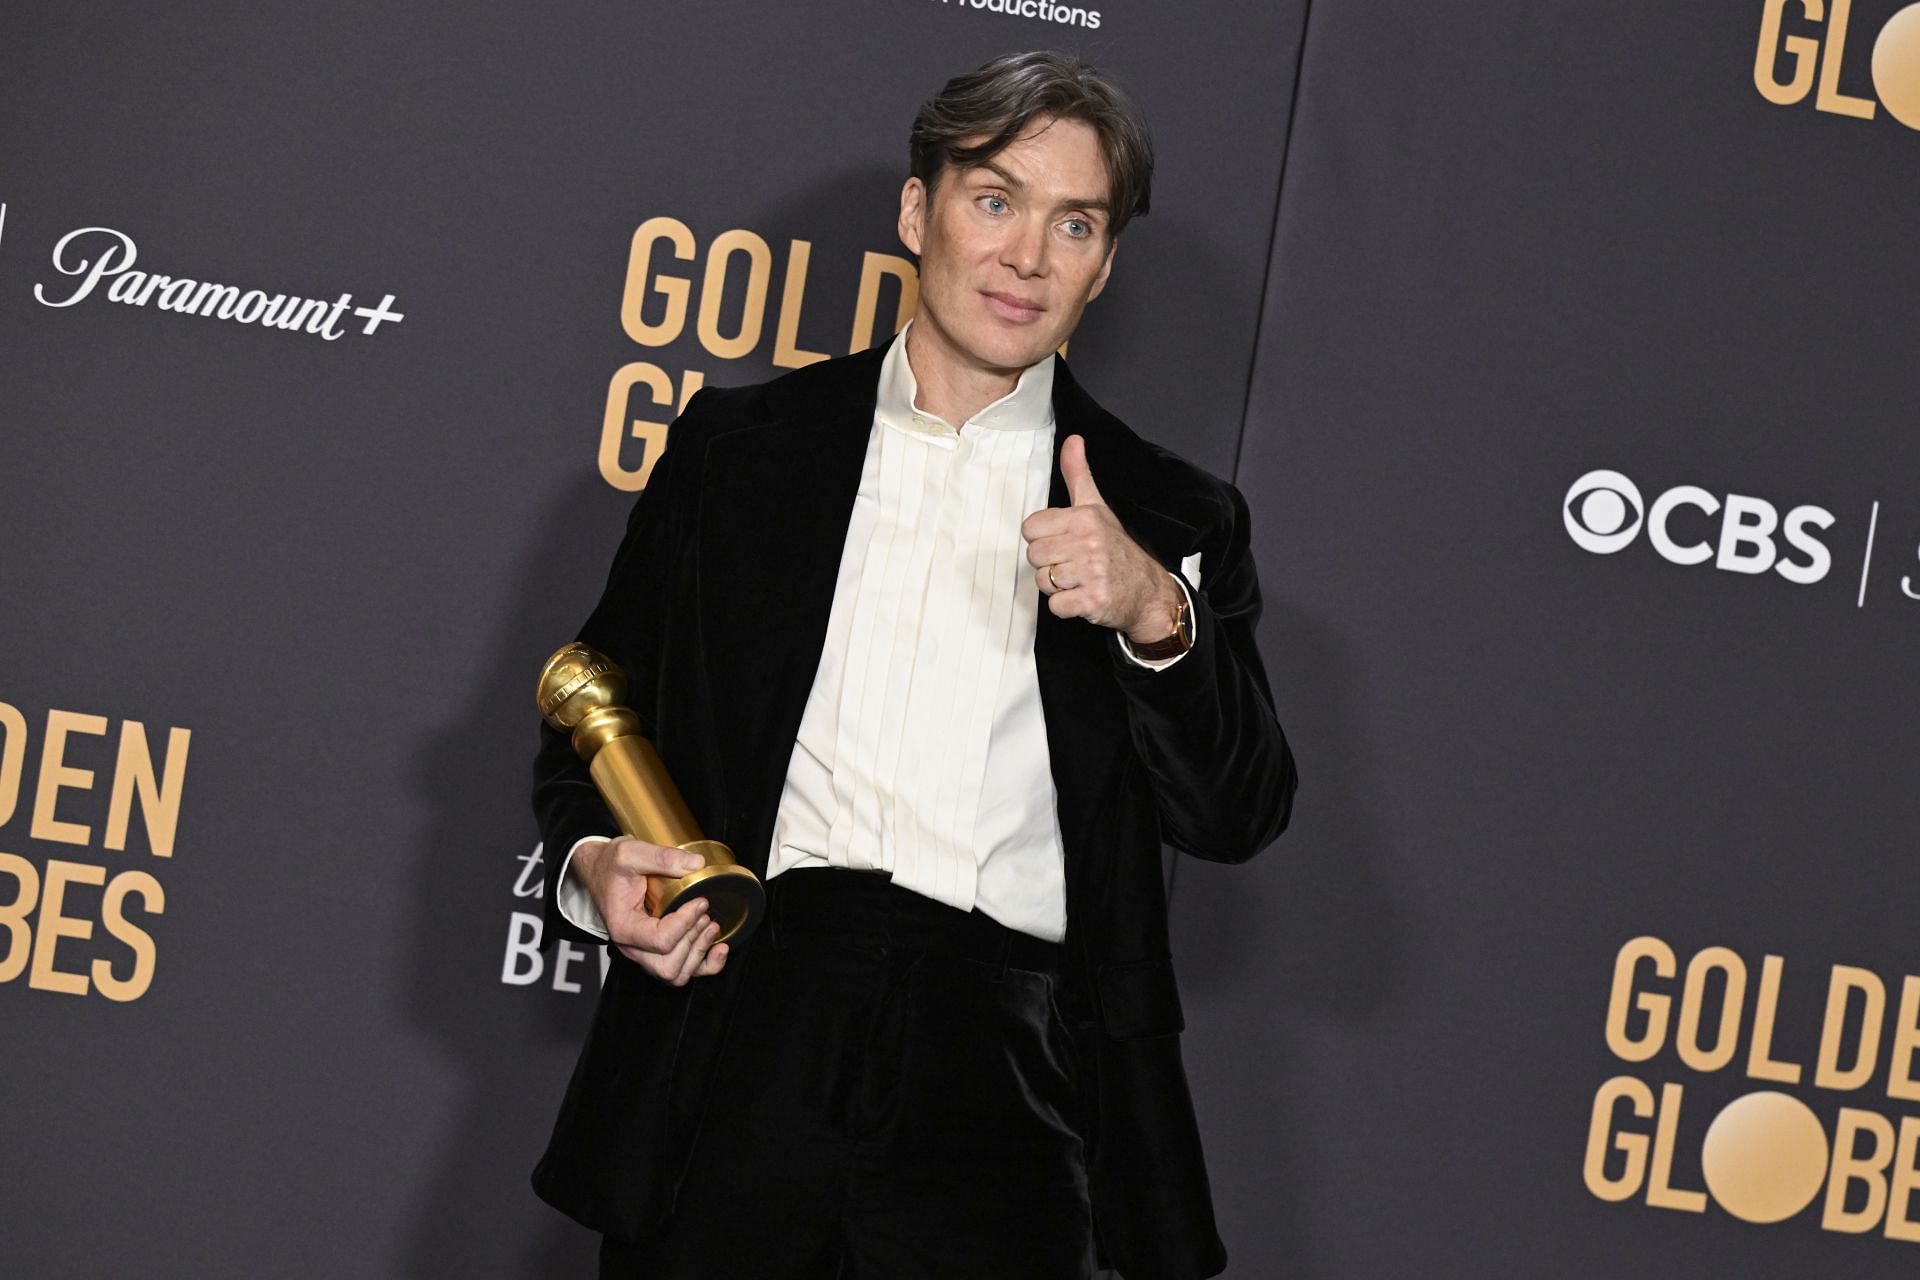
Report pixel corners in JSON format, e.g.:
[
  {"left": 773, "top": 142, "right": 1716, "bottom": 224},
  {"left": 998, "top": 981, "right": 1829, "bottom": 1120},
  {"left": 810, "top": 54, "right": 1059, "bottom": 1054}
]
[{"left": 1, "top": 1, "right": 1914, "bottom": 1276}]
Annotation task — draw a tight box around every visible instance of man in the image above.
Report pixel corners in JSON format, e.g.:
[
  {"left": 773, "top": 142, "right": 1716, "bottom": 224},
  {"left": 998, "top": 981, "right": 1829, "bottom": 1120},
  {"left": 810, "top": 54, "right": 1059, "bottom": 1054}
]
[{"left": 533, "top": 51, "right": 1296, "bottom": 1280}]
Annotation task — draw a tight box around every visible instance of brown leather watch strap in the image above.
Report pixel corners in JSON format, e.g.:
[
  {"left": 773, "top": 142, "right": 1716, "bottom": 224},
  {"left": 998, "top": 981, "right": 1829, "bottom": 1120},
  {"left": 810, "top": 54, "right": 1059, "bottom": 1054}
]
[{"left": 1128, "top": 591, "right": 1194, "bottom": 661}]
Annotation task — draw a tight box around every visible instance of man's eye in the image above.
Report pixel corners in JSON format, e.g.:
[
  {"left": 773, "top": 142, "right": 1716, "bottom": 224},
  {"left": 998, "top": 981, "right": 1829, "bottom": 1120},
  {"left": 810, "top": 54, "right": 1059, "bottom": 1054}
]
[
  {"left": 981, "top": 195, "right": 1009, "bottom": 213},
  {"left": 1063, "top": 219, "right": 1090, "bottom": 238}
]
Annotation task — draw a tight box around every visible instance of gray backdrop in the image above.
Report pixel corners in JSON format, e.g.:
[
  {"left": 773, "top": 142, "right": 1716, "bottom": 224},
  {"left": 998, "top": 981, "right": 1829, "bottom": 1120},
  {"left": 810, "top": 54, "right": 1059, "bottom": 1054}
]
[{"left": 4, "top": 1, "right": 1917, "bottom": 1276}]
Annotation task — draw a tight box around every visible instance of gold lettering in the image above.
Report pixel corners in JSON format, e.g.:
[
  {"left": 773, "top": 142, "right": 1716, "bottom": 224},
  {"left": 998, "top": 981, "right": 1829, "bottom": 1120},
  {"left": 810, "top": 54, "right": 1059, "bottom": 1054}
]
[
  {"left": 696, "top": 229, "right": 772, "bottom": 360},
  {"left": 1605, "top": 935, "right": 1676, "bottom": 1062},
  {"left": 104, "top": 721, "right": 190, "bottom": 858},
  {"left": 1816, "top": 0, "right": 1877, "bottom": 118},
  {"left": 28, "top": 858, "right": 104, "bottom": 996},
  {"left": 0, "top": 851, "right": 39, "bottom": 983},
  {"left": 1816, "top": 964, "right": 1886, "bottom": 1091},
  {"left": 30, "top": 710, "right": 108, "bottom": 846},
  {"left": 1888, "top": 977, "right": 1920, "bottom": 1102},
  {"left": 599, "top": 362, "right": 704, "bottom": 492},
  {"left": 621, "top": 216, "right": 696, "bottom": 346},
  {"left": 772, "top": 240, "right": 828, "bottom": 369},
  {"left": 1747, "top": 953, "right": 1804, "bottom": 1084},
  {"left": 1824, "top": 1107, "right": 1895, "bottom": 1233},
  {"left": 1889, "top": 1117, "right": 1920, "bottom": 1241},
  {"left": 1583, "top": 1075, "right": 1654, "bottom": 1201},
  {"left": 1646, "top": 1082, "right": 1708, "bottom": 1211},
  {"left": 0, "top": 701, "right": 25, "bottom": 827},
  {"left": 1755, "top": 0, "right": 1823, "bottom": 105},
  {"left": 93, "top": 869, "right": 163, "bottom": 1002},
  {"left": 849, "top": 252, "right": 918, "bottom": 353},
  {"left": 1677, "top": 946, "right": 1747, "bottom": 1073}
]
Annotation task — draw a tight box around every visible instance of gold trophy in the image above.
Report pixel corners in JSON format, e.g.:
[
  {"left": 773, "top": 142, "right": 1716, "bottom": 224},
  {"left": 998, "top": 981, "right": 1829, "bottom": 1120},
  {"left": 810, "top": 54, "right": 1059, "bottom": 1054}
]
[{"left": 537, "top": 642, "right": 764, "bottom": 943}]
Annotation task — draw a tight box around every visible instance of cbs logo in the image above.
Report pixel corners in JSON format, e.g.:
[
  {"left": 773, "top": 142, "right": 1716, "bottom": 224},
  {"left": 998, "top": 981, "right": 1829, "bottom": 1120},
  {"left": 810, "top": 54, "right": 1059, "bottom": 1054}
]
[
  {"left": 1756, "top": 0, "right": 1920, "bottom": 128},
  {"left": 1563, "top": 470, "right": 1836, "bottom": 584}
]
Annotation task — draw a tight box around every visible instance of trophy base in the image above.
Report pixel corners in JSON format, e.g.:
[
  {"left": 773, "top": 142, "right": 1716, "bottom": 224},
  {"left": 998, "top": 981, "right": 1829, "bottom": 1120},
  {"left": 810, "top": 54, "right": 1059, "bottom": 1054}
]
[{"left": 657, "top": 843, "right": 765, "bottom": 945}]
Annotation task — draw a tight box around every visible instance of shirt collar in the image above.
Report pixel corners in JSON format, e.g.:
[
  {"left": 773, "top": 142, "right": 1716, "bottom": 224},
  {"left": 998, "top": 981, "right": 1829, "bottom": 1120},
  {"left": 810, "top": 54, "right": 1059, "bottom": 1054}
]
[{"left": 876, "top": 320, "right": 1056, "bottom": 439}]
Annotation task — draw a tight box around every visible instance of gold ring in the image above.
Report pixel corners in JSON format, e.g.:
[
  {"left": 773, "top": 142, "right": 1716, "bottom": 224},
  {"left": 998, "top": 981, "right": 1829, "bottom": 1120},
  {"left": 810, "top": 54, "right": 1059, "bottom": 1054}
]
[{"left": 1047, "top": 565, "right": 1060, "bottom": 592}]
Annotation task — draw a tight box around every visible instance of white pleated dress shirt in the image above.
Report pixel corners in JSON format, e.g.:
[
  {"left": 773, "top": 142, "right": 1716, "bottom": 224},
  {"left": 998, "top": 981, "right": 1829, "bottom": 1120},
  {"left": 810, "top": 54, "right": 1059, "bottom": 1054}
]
[{"left": 558, "top": 325, "right": 1187, "bottom": 944}]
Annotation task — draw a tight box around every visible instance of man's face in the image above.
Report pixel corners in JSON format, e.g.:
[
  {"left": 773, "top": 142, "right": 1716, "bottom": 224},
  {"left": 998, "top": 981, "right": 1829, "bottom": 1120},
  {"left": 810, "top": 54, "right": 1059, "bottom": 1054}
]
[{"left": 897, "top": 115, "right": 1118, "bottom": 379}]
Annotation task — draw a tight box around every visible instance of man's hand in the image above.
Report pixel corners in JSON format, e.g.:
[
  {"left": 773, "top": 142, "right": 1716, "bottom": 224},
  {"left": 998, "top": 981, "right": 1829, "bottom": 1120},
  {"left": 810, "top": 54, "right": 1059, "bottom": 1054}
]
[
  {"left": 1021, "top": 433, "right": 1184, "bottom": 644},
  {"left": 571, "top": 836, "right": 728, "bottom": 985}
]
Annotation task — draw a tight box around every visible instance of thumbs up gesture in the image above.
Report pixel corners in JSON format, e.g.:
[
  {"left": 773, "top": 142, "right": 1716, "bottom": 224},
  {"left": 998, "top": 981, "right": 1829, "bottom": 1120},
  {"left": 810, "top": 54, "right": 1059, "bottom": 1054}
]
[{"left": 1021, "top": 434, "right": 1186, "bottom": 644}]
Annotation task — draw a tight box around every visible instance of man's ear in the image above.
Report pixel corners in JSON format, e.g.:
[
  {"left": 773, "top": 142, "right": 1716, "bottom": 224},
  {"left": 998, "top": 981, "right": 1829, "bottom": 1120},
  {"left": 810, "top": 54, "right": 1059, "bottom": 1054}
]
[
  {"left": 897, "top": 177, "right": 927, "bottom": 256},
  {"left": 1087, "top": 236, "right": 1119, "bottom": 302}
]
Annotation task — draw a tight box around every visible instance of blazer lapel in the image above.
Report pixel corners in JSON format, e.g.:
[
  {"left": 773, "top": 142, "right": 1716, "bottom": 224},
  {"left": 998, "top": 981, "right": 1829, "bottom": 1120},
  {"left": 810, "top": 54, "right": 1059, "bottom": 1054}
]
[
  {"left": 1036, "top": 358, "right": 1200, "bottom": 895},
  {"left": 696, "top": 352, "right": 882, "bottom": 865}
]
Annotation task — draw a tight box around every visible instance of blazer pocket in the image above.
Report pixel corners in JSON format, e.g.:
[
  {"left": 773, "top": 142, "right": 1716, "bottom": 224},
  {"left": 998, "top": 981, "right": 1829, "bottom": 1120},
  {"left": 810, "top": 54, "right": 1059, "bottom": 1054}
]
[{"left": 1094, "top": 955, "right": 1185, "bottom": 1039}]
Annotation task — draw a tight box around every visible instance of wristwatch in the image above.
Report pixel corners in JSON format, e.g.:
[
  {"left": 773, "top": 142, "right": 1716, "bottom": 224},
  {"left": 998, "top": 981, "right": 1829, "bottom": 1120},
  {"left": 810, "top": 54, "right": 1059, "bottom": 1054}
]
[{"left": 1127, "top": 587, "right": 1194, "bottom": 661}]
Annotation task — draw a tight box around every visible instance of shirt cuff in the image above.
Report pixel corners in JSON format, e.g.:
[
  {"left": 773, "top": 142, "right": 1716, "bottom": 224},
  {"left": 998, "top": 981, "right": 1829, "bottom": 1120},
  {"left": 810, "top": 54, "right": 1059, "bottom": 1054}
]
[
  {"left": 556, "top": 835, "right": 613, "bottom": 940},
  {"left": 1116, "top": 571, "right": 1195, "bottom": 671}
]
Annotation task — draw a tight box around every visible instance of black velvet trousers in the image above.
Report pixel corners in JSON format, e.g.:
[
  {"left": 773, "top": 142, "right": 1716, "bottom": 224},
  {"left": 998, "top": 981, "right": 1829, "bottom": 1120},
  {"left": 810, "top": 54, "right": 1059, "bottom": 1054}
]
[{"left": 600, "top": 868, "right": 1094, "bottom": 1280}]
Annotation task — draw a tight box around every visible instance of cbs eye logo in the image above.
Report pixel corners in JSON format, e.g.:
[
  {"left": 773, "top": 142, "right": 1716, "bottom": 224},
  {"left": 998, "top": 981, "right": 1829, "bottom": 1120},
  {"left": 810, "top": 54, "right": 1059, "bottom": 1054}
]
[
  {"left": 1564, "top": 469, "right": 1645, "bottom": 554},
  {"left": 1564, "top": 469, "right": 1837, "bottom": 584}
]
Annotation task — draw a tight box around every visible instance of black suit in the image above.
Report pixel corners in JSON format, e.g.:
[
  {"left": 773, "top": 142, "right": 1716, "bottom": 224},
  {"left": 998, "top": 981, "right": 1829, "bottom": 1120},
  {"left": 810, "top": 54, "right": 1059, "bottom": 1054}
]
[{"left": 533, "top": 343, "right": 1297, "bottom": 1280}]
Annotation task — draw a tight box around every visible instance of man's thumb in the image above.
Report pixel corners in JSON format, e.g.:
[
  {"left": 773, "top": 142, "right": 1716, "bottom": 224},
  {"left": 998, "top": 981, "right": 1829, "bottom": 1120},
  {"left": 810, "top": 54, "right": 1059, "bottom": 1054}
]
[{"left": 1061, "top": 434, "right": 1103, "bottom": 507}]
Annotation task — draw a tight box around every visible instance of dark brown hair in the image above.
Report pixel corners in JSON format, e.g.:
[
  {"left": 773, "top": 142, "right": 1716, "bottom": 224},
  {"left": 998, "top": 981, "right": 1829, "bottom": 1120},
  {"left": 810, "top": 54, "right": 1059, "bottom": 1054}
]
[{"left": 909, "top": 51, "right": 1154, "bottom": 238}]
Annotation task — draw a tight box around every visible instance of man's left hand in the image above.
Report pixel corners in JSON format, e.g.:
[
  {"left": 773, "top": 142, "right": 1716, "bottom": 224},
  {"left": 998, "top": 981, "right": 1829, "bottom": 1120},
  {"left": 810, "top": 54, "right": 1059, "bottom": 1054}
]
[{"left": 1021, "top": 433, "right": 1184, "bottom": 645}]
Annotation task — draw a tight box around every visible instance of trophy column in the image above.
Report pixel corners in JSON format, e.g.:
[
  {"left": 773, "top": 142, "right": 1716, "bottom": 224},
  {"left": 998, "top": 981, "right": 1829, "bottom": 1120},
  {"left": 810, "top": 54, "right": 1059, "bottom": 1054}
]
[{"left": 538, "top": 642, "right": 764, "bottom": 943}]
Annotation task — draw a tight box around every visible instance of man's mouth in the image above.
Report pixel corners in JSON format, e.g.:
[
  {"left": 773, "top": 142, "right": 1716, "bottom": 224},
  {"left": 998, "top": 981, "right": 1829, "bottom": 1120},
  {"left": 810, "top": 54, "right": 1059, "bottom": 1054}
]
[{"left": 982, "top": 291, "right": 1045, "bottom": 321}]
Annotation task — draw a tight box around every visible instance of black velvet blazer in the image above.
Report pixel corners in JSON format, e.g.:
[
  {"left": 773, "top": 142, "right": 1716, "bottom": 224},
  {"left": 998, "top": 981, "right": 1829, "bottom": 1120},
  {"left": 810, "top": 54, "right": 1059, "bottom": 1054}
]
[{"left": 531, "top": 343, "right": 1296, "bottom": 1280}]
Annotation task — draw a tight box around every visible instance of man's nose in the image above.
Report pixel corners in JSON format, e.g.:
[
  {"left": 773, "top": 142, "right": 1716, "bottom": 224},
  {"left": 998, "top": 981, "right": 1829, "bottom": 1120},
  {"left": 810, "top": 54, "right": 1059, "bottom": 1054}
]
[{"left": 1003, "top": 215, "right": 1047, "bottom": 278}]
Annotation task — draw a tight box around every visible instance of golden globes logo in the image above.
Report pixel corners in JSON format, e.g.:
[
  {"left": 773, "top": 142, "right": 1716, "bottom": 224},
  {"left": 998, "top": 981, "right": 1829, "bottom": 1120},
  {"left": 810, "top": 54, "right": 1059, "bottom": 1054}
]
[
  {"left": 599, "top": 216, "right": 922, "bottom": 491},
  {"left": 0, "top": 702, "right": 189, "bottom": 1002},
  {"left": 1586, "top": 936, "right": 1920, "bottom": 1240},
  {"left": 1755, "top": 0, "right": 1920, "bottom": 128}
]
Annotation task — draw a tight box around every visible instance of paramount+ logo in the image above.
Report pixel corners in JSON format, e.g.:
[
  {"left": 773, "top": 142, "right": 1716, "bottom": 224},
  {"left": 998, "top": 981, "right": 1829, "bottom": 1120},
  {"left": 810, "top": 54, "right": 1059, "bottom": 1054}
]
[
  {"left": 1563, "top": 469, "right": 1835, "bottom": 584},
  {"left": 1755, "top": 0, "right": 1920, "bottom": 129},
  {"left": 1586, "top": 937, "right": 1920, "bottom": 1241}
]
